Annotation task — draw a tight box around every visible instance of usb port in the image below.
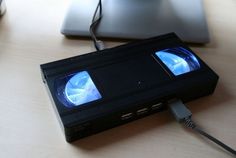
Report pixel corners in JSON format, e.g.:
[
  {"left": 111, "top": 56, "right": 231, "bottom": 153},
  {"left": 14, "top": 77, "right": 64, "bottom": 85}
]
[
  {"left": 121, "top": 113, "right": 133, "bottom": 120},
  {"left": 151, "top": 103, "right": 163, "bottom": 110},
  {"left": 136, "top": 108, "right": 149, "bottom": 115}
]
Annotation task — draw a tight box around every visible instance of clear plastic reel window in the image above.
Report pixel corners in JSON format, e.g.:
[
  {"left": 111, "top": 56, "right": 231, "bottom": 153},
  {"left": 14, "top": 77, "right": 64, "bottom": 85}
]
[
  {"left": 155, "top": 47, "right": 200, "bottom": 76},
  {"left": 56, "top": 71, "right": 102, "bottom": 108}
]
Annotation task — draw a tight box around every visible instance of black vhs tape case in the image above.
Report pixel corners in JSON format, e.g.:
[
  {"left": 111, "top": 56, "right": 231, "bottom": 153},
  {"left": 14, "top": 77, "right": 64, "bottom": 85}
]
[{"left": 40, "top": 33, "right": 218, "bottom": 142}]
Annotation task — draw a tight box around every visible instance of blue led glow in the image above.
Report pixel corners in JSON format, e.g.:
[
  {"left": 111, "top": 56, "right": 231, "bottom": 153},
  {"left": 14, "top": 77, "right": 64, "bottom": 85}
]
[
  {"left": 155, "top": 47, "right": 200, "bottom": 76},
  {"left": 64, "top": 71, "right": 102, "bottom": 106}
]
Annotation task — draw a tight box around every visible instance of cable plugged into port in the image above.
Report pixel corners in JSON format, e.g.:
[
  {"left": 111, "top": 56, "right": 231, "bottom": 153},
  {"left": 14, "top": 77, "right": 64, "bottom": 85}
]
[{"left": 168, "top": 99, "right": 236, "bottom": 156}]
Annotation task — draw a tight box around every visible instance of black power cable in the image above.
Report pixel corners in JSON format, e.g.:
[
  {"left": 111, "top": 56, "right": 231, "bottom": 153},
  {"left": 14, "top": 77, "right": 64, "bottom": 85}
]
[
  {"left": 168, "top": 99, "right": 236, "bottom": 156},
  {"left": 89, "top": 0, "right": 104, "bottom": 51},
  {"left": 184, "top": 118, "right": 236, "bottom": 156}
]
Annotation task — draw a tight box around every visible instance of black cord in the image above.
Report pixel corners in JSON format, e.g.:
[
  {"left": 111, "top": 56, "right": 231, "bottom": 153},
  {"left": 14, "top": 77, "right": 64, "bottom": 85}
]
[
  {"left": 168, "top": 99, "right": 236, "bottom": 156},
  {"left": 89, "top": 0, "right": 104, "bottom": 51},
  {"left": 184, "top": 118, "right": 236, "bottom": 156}
]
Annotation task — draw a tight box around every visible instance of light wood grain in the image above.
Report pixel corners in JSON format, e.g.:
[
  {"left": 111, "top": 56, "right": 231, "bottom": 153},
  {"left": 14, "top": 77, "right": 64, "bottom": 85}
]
[{"left": 0, "top": 0, "right": 235, "bottom": 158}]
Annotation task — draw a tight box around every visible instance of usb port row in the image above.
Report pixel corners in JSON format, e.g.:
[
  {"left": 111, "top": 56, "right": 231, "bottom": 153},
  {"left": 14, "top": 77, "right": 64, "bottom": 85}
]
[{"left": 121, "top": 103, "right": 163, "bottom": 120}]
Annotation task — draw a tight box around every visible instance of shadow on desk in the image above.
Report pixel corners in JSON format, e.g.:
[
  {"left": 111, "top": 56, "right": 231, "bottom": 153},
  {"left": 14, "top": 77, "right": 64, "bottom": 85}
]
[
  {"left": 188, "top": 80, "right": 233, "bottom": 114},
  {"left": 69, "top": 81, "right": 233, "bottom": 151}
]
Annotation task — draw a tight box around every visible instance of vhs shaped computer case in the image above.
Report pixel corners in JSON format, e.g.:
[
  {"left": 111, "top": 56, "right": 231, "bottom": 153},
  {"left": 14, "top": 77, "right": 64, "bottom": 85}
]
[{"left": 41, "top": 33, "right": 218, "bottom": 142}]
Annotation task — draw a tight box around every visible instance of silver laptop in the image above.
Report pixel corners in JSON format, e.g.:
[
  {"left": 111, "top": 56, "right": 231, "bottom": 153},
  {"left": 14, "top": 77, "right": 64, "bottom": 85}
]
[{"left": 61, "top": 0, "right": 209, "bottom": 43}]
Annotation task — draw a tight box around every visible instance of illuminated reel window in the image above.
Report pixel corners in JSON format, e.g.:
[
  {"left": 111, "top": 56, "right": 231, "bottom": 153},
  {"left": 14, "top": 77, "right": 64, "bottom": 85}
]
[
  {"left": 64, "top": 71, "right": 102, "bottom": 107},
  {"left": 155, "top": 47, "right": 200, "bottom": 76}
]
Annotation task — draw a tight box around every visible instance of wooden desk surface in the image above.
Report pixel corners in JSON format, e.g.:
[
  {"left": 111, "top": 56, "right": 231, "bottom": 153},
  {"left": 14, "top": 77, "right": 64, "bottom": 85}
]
[{"left": 0, "top": 0, "right": 235, "bottom": 157}]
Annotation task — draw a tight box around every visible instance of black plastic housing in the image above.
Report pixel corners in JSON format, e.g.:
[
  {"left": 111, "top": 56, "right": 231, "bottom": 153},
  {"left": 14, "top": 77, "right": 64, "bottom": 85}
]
[{"left": 40, "top": 33, "right": 219, "bottom": 142}]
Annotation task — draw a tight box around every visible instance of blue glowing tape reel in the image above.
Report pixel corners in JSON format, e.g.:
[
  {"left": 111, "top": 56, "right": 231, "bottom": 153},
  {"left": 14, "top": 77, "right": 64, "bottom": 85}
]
[
  {"left": 155, "top": 47, "right": 200, "bottom": 76},
  {"left": 55, "top": 71, "right": 102, "bottom": 108},
  {"left": 64, "top": 71, "right": 102, "bottom": 106}
]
